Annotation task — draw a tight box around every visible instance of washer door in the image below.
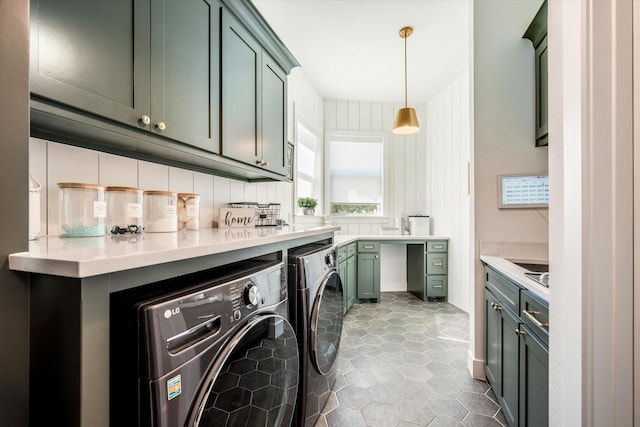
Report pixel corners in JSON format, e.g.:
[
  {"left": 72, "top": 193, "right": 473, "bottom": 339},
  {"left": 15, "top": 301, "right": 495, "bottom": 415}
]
[
  {"left": 309, "top": 271, "right": 344, "bottom": 375},
  {"left": 188, "top": 314, "right": 299, "bottom": 427}
]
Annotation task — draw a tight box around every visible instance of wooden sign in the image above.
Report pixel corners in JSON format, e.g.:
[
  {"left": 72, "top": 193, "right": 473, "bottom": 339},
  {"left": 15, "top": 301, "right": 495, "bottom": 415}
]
[{"left": 218, "top": 208, "right": 257, "bottom": 228}]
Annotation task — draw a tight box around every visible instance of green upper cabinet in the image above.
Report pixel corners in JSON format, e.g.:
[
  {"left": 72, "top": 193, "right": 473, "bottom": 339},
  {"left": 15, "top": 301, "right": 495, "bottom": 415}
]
[
  {"left": 150, "top": 0, "right": 221, "bottom": 153},
  {"left": 221, "top": 9, "right": 287, "bottom": 176},
  {"left": 29, "top": 0, "right": 299, "bottom": 181},
  {"left": 30, "top": 0, "right": 221, "bottom": 153},
  {"left": 523, "top": 0, "right": 548, "bottom": 147},
  {"left": 30, "top": 0, "right": 151, "bottom": 127}
]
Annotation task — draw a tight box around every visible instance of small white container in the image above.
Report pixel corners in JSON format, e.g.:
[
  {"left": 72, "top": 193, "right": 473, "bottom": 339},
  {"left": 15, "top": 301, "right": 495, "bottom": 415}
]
[
  {"left": 29, "top": 175, "right": 41, "bottom": 240},
  {"left": 144, "top": 190, "right": 178, "bottom": 232},
  {"left": 58, "top": 182, "right": 107, "bottom": 237},
  {"left": 106, "top": 186, "right": 144, "bottom": 234},
  {"left": 177, "top": 193, "right": 200, "bottom": 230}
]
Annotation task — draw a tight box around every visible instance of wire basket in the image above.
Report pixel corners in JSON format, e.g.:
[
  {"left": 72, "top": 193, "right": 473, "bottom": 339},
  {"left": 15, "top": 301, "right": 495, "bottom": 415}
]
[{"left": 227, "top": 202, "right": 281, "bottom": 226}]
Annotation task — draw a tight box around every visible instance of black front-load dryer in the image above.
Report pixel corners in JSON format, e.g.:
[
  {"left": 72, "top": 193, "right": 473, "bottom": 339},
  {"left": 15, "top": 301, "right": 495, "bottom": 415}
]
[
  {"left": 110, "top": 259, "right": 299, "bottom": 427},
  {"left": 288, "top": 243, "right": 344, "bottom": 426}
]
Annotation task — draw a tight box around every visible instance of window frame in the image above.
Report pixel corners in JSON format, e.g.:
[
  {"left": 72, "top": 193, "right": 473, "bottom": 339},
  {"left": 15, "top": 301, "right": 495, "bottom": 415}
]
[
  {"left": 294, "top": 114, "right": 323, "bottom": 215},
  {"left": 324, "top": 130, "right": 390, "bottom": 217}
]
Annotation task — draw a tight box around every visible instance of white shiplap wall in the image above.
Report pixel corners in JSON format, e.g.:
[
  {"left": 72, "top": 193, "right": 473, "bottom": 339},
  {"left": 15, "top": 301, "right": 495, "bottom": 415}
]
[
  {"left": 322, "top": 69, "right": 471, "bottom": 312},
  {"left": 426, "top": 69, "right": 472, "bottom": 312}
]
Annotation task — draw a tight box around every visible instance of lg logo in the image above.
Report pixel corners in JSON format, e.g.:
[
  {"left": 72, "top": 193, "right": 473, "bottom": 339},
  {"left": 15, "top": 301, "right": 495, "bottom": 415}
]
[{"left": 164, "top": 307, "right": 180, "bottom": 319}]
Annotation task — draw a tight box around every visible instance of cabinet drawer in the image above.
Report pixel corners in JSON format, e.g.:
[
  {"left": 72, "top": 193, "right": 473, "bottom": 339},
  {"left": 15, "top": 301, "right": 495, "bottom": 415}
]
[
  {"left": 347, "top": 242, "right": 357, "bottom": 257},
  {"left": 485, "top": 266, "right": 521, "bottom": 314},
  {"left": 426, "top": 241, "right": 448, "bottom": 252},
  {"left": 337, "top": 245, "right": 347, "bottom": 262},
  {"left": 520, "top": 290, "right": 549, "bottom": 345},
  {"left": 358, "top": 241, "right": 379, "bottom": 253},
  {"left": 426, "top": 276, "right": 447, "bottom": 298},
  {"left": 426, "top": 253, "right": 448, "bottom": 275}
]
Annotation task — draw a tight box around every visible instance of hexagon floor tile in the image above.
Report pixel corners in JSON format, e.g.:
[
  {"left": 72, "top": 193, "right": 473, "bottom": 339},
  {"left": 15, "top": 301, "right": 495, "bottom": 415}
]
[{"left": 314, "top": 292, "right": 508, "bottom": 427}]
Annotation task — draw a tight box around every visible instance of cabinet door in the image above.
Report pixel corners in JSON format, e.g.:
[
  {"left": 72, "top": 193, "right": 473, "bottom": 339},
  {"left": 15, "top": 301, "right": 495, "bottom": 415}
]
[
  {"left": 30, "top": 0, "right": 150, "bottom": 128},
  {"left": 484, "top": 289, "right": 501, "bottom": 390},
  {"left": 339, "top": 259, "right": 347, "bottom": 314},
  {"left": 260, "top": 53, "right": 287, "bottom": 175},
  {"left": 500, "top": 307, "right": 520, "bottom": 427},
  {"left": 150, "top": 0, "right": 220, "bottom": 153},
  {"left": 221, "top": 9, "right": 260, "bottom": 166},
  {"left": 519, "top": 325, "right": 549, "bottom": 427},
  {"left": 346, "top": 255, "right": 357, "bottom": 312},
  {"left": 357, "top": 253, "right": 380, "bottom": 301},
  {"left": 535, "top": 36, "right": 548, "bottom": 147}
]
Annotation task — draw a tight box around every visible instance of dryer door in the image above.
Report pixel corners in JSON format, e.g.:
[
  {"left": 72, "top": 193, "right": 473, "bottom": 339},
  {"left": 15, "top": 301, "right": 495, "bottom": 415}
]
[
  {"left": 309, "top": 271, "right": 344, "bottom": 375},
  {"left": 187, "top": 314, "right": 299, "bottom": 427}
]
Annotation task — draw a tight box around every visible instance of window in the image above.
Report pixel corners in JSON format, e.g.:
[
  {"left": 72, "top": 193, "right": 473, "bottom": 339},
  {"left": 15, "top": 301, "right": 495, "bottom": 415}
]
[
  {"left": 326, "top": 133, "right": 385, "bottom": 216},
  {"left": 295, "top": 119, "right": 322, "bottom": 212}
]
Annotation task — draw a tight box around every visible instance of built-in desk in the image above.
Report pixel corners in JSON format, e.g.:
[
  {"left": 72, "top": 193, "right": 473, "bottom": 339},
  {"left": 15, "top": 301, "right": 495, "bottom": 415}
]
[{"left": 334, "top": 235, "right": 450, "bottom": 303}]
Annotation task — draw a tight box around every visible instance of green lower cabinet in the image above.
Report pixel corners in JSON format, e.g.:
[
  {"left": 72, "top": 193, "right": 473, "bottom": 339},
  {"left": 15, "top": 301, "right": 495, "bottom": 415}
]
[
  {"left": 357, "top": 252, "right": 380, "bottom": 302},
  {"left": 484, "top": 265, "right": 549, "bottom": 427},
  {"left": 345, "top": 254, "right": 357, "bottom": 312},
  {"left": 519, "top": 325, "right": 549, "bottom": 427},
  {"left": 485, "top": 287, "right": 519, "bottom": 427},
  {"left": 338, "top": 243, "right": 358, "bottom": 314}
]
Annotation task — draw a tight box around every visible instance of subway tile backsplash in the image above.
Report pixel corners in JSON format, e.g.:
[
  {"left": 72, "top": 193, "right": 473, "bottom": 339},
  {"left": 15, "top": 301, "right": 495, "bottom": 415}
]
[{"left": 30, "top": 137, "right": 294, "bottom": 236}]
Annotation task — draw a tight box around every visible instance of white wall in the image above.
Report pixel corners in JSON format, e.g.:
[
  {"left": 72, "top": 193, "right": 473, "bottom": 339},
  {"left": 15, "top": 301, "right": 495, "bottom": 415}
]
[
  {"left": 471, "top": 0, "right": 547, "bottom": 376},
  {"left": 323, "top": 90, "right": 472, "bottom": 313},
  {"left": 426, "top": 69, "right": 472, "bottom": 312},
  {"left": 324, "top": 99, "right": 428, "bottom": 234},
  {"left": 29, "top": 138, "right": 294, "bottom": 236}
]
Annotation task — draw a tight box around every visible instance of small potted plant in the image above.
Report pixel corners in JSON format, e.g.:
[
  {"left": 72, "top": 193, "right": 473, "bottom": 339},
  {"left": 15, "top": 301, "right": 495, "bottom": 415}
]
[{"left": 297, "top": 197, "right": 317, "bottom": 215}]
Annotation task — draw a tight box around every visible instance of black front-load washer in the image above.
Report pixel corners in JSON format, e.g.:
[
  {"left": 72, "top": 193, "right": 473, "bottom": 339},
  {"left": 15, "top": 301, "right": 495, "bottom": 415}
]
[
  {"left": 110, "top": 259, "right": 299, "bottom": 427},
  {"left": 288, "top": 243, "right": 344, "bottom": 426}
]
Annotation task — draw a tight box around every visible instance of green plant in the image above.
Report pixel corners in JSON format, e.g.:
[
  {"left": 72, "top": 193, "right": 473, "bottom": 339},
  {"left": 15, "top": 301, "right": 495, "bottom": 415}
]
[{"left": 297, "top": 197, "right": 317, "bottom": 209}]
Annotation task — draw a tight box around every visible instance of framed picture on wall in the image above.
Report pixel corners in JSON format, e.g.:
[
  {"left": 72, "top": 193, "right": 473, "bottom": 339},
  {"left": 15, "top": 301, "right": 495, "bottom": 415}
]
[{"left": 286, "top": 142, "right": 294, "bottom": 180}]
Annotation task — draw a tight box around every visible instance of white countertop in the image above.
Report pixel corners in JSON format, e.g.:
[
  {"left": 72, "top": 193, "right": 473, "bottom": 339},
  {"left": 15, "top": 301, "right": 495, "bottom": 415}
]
[
  {"left": 480, "top": 255, "right": 549, "bottom": 301},
  {"left": 334, "top": 234, "right": 449, "bottom": 246},
  {"left": 9, "top": 225, "right": 339, "bottom": 278}
]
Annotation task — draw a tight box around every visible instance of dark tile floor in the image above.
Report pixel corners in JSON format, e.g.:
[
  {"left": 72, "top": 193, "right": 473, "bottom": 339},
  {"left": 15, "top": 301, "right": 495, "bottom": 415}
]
[{"left": 314, "top": 292, "right": 508, "bottom": 427}]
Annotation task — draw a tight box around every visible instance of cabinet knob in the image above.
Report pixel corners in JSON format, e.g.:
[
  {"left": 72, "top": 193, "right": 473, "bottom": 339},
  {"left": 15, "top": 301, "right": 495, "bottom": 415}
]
[
  {"left": 374, "top": 255, "right": 379, "bottom": 259},
  {"left": 515, "top": 328, "right": 525, "bottom": 336},
  {"left": 492, "top": 302, "right": 502, "bottom": 311},
  {"left": 140, "top": 114, "right": 151, "bottom": 125},
  {"left": 256, "top": 159, "right": 264, "bottom": 166},
  {"left": 155, "top": 121, "right": 166, "bottom": 131},
  {"left": 262, "top": 160, "right": 269, "bottom": 167}
]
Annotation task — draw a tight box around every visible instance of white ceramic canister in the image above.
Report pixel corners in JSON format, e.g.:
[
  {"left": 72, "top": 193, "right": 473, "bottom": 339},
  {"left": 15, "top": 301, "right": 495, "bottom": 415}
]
[
  {"left": 57, "top": 182, "right": 107, "bottom": 237},
  {"left": 144, "top": 190, "right": 178, "bottom": 232},
  {"left": 29, "top": 175, "right": 41, "bottom": 240},
  {"left": 106, "top": 186, "right": 144, "bottom": 234},
  {"left": 177, "top": 193, "right": 200, "bottom": 230}
]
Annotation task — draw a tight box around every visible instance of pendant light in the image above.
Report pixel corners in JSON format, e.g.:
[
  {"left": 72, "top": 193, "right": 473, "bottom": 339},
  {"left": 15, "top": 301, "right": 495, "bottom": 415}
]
[{"left": 392, "top": 26, "right": 420, "bottom": 135}]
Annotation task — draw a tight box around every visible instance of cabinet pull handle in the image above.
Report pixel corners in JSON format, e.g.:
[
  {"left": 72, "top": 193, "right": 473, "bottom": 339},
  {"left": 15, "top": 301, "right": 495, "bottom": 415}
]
[
  {"left": 433, "top": 285, "right": 443, "bottom": 288},
  {"left": 140, "top": 114, "right": 151, "bottom": 125},
  {"left": 363, "top": 244, "right": 374, "bottom": 249},
  {"left": 523, "top": 309, "right": 549, "bottom": 329},
  {"left": 433, "top": 245, "right": 443, "bottom": 249},
  {"left": 515, "top": 328, "right": 525, "bottom": 336},
  {"left": 155, "top": 121, "right": 166, "bottom": 131},
  {"left": 432, "top": 262, "right": 443, "bottom": 266}
]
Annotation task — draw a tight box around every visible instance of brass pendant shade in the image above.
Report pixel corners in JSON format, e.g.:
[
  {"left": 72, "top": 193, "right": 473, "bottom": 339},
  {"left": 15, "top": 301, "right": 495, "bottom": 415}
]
[{"left": 392, "top": 26, "right": 420, "bottom": 135}]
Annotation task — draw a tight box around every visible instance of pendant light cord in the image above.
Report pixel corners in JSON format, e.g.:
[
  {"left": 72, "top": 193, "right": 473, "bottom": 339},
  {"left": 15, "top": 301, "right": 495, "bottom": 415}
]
[{"left": 404, "top": 33, "right": 408, "bottom": 108}]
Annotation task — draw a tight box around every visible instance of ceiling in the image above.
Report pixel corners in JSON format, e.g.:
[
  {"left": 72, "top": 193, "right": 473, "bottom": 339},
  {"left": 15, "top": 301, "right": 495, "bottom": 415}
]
[{"left": 251, "top": 0, "right": 470, "bottom": 103}]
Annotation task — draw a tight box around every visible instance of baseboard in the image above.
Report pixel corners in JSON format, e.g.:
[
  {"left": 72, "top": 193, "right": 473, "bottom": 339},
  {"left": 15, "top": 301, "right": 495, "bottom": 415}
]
[{"left": 467, "top": 350, "right": 486, "bottom": 380}]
